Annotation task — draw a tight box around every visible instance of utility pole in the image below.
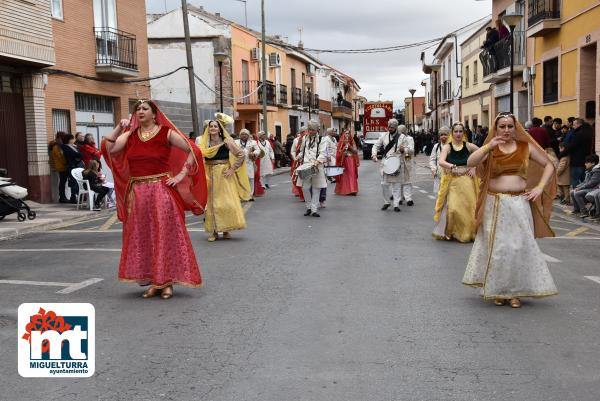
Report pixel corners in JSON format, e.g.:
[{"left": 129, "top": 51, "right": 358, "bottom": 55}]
[
  {"left": 181, "top": 1, "right": 199, "bottom": 137},
  {"left": 261, "top": 0, "right": 268, "bottom": 133}
]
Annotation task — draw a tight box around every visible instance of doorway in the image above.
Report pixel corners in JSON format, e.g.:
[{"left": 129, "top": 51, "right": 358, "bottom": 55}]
[{"left": 579, "top": 43, "right": 597, "bottom": 122}]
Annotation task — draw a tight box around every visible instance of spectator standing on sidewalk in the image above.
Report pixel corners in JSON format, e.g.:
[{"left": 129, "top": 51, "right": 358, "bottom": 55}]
[
  {"left": 559, "top": 118, "right": 594, "bottom": 187},
  {"left": 48, "top": 131, "right": 69, "bottom": 203},
  {"left": 528, "top": 118, "right": 551, "bottom": 149},
  {"left": 556, "top": 142, "right": 571, "bottom": 204},
  {"left": 80, "top": 133, "right": 102, "bottom": 167},
  {"left": 62, "top": 133, "right": 84, "bottom": 203}
]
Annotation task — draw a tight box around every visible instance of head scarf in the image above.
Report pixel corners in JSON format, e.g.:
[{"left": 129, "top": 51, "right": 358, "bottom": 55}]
[
  {"left": 198, "top": 113, "right": 251, "bottom": 201},
  {"left": 475, "top": 113, "right": 556, "bottom": 238},
  {"left": 101, "top": 100, "right": 207, "bottom": 222},
  {"left": 336, "top": 130, "right": 360, "bottom": 168}
]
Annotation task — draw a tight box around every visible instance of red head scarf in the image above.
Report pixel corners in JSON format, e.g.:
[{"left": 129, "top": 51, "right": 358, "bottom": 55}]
[
  {"left": 336, "top": 130, "right": 360, "bottom": 168},
  {"left": 101, "top": 100, "right": 207, "bottom": 222}
]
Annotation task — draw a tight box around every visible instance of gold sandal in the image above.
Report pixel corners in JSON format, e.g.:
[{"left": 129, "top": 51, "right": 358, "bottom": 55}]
[
  {"left": 494, "top": 299, "right": 506, "bottom": 306},
  {"left": 161, "top": 285, "right": 173, "bottom": 300},
  {"left": 208, "top": 232, "right": 218, "bottom": 242},
  {"left": 142, "top": 286, "right": 159, "bottom": 299},
  {"left": 509, "top": 298, "right": 521, "bottom": 308}
]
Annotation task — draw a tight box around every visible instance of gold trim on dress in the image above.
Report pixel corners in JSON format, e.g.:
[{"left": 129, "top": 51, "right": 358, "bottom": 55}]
[{"left": 205, "top": 159, "right": 230, "bottom": 165}]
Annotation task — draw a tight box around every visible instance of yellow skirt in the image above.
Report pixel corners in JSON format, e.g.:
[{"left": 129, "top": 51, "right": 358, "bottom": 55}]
[
  {"left": 204, "top": 163, "right": 246, "bottom": 233},
  {"left": 433, "top": 174, "right": 479, "bottom": 243}
]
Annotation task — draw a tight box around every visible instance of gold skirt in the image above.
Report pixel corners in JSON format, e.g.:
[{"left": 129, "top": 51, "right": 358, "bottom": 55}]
[
  {"left": 433, "top": 173, "right": 479, "bottom": 243},
  {"left": 204, "top": 163, "right": 246, "bottom": 233}
]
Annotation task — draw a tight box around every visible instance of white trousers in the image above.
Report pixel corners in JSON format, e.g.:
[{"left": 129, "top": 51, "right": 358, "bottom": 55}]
[
  {"left": 382, "top": 183, "right": 402, "bottom": 207},
  {"left": 248, "top": 177, "right": 255, "bottom": 196},
  {"left": 401, "top": 183, "right": 413, "bottom": 201},
  {"left": 433, "top": 176, "right": 440, "bottom": 197},
  {"left": 261, "top": 174, "right": 271, "bottom": 187},
  {"left": 302, "top": 181, "right": 320, "bottom": 212}
]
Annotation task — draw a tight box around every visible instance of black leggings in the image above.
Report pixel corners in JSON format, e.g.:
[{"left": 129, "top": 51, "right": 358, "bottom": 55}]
[{"left": 92, "top": 186, "right": 110, "bottom": 207}]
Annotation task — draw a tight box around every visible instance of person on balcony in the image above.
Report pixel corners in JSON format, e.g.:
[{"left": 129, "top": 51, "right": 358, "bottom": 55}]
[{"left": 496, "top": 19, "right": 510, "bottom": 40}]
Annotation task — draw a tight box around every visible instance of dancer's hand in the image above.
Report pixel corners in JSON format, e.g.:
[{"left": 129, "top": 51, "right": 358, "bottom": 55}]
[
  {"left": 525, "top": 186, "right": 543, "bottom": 201},
  {"left": 118, "top": 119, "right": 130, "bottom": 131},
  {"left": 166, "top": 172, "right": 185, "bottom": 186},
  {"left": 467, "top": 168, "right": 477, "bottom": 178},
  {"left": 487, "top": 136, "right": 506, "bottom": 149},
  {"left": 223, "top": 168, "right": 235, "bottom": 177}
]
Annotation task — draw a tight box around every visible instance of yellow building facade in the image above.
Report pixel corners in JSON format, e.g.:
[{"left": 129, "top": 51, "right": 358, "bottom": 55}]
[{"left": 529, "top": 0, "right": 600, "bottom": 150}]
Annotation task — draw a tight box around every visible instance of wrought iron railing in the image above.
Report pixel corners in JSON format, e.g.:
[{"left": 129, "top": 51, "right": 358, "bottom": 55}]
[
  {"left": 291, "top": 88, "right": 302, "bottom": 106},
  {"left": 235, "top": 80, "right": 275, "bottom": 105},
  {"left": 94, "top": 27, "right": 138, "bottom": 70},
  {"left": 528, "top": 0, "right": 560, "bottom": 27},
  {"left": 313, "top": 94, "right": 319, "bottom": 110},
  {"left": 278, "top": 84, "right": 287, "bottom": 105},
  {"left": 303, "top": 91, "right": 312, "bottom": 108},
  {"left": 333, "top": 98, "right": 353, "bottom": 108},
  {"left": 479, "top": 31, "right": 525, "bottom": 77}
]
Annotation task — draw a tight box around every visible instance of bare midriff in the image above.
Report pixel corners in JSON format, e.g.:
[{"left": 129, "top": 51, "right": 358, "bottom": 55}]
[{"left": 488, "top": 175, "right": 527, "bottom": 193}]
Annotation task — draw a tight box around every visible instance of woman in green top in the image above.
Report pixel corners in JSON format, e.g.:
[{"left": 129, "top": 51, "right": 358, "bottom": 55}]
[{"left": 433, "top": 122, "right": 480, "bottom": 242}]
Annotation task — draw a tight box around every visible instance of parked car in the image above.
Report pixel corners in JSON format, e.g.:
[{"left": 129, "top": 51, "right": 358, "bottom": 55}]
[{"left": 362, "top": 131, "right": 385, "bottom": 160}]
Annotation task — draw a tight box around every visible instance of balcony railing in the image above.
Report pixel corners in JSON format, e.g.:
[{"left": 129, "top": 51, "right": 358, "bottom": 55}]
[
  {"left": 528, "top": 0, "right": 560, "bottom": 27},
  {"left": 94, "top": 27, "right": 137, "bottom": 70},
  {"left": 291, "top": 88, "right": 302, "bottom": 106},
  {"left": 303, "top": 91, "right": 312, "bottom": 108},
  {"left": 235, "top": 80, "right": 275, "bottom": 105},
  {"left": 479, "top": 31, "right": 525, "bottom": 78},
  {"left": 313, "top": 94, "right": 319, "bottom": 110},
  {"left": 333, "top": 98, "right": 353, "bottom": 108},
  {"left": 278, "top": 84, "right": 287, "bottom": 105}
]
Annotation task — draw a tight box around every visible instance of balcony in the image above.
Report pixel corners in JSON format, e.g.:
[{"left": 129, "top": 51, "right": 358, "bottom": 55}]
[
  {"left": 313, "top": 94, "right": 319, "bottom": 110},
  {"left": 332, "top": 98, "right": 353, "bottom": 120},
  {"left": 235, "top": 80, "right": 277, "bottom": 112},
  {"left": 94, "top": 27, "right": 138, "bottom": 77},
  {"left": 480, "top": 31, "right": 526, "bottom": 83},
  {"left": 303, "top": 91, "right": 311, "bottom": 108},
  {"left": 291, "top": 88, "right": 302, "bottom": 107},
  {"left": 527, "top": 0, "right": 561, "bottom": 37},
  {"left": 278, "top": 84, "right": 287, "bottom": 105}
]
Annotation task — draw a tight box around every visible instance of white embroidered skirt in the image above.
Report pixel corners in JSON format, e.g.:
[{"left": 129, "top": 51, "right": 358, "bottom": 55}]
[{"left": 462, "top": 193, "right": 558, "bottom": 300}]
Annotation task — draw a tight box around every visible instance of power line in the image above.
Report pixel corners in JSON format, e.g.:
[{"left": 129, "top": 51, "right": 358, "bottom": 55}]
[{"left": 45, "top": 66, "right": 190, "bottom": 84}]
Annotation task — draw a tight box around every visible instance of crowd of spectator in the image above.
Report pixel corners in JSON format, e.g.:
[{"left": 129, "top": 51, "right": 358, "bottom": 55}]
[{"left": 48, "top": 132, "right": 114, "bottom": 210}]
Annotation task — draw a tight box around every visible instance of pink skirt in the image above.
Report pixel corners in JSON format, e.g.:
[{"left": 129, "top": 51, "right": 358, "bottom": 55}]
[
  {"left": 335, "top": 157, "right": 359, "bottom": 195},
  {"left": 119, "top": 179, "right": 202, "bottom": 288}
]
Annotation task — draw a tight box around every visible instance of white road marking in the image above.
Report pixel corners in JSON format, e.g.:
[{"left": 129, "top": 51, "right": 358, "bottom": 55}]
[
  {"left": 419, "top": 190, "right": 428, "bottom": 194},
  {"left": 0, "top": 248, "right": 121, "bottom": 252},
  {"left": 541, "top": 253, "right": 561, "bottom": 263},
  {"left": 413, "top": 185, "right": 420, "bottom": 189},
  {"left": 0, "top": 278, "right": 104, "bottom": 294},
  {"left": 428, "top": 195, "right": 436, "bottom": 200},
  {"left": 585, "top": 276, "right": 600, "bottom": 285}
]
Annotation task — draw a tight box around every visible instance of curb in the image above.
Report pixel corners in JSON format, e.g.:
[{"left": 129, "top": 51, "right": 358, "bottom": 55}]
[
  {"left": 0, "top": 208, "right": 114, "bottom": 241},
  {"left": 272, "top": 167, "right": 291, "bottom": 177}
]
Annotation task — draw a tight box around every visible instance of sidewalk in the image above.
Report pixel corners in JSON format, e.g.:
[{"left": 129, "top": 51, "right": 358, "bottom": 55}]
[{"left": 0, "top": 201, "right": 113, "bottom": 241}]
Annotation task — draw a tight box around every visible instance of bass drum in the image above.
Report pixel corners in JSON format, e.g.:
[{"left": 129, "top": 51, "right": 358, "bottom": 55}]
[
  {"left": 295, "top": 164, "right": 317, "bottom": 180},
  {"left": 382, "top": 156, "right": 401, "bottom": 176}
]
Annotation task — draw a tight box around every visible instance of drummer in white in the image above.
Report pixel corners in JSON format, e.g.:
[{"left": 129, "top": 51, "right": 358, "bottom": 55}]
[
  {"left": 296, "top": 120, "right": 328, "bottom": 217},
  {"left": 372, "top": 119, "right": 409, "bottom": 212}
]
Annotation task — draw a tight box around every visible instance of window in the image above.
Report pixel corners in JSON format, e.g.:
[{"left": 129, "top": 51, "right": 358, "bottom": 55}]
[
  {"left": 543, "top": 57, "right": 559, "bottom": 103},
  {"left": 473, "top": 61, "right": 478, "bottom": 84},
  {"left": 52, "top": 109, "right": 71, "bottom": 134},
  {"left": 51, "top": 0, "right": 63, "bottom": 20},
  {"left": 0, "top": 72, "right": 22, "bottom": 94},
  {"left": 75, "top": 93, "right": 114, "bottom": 113},
  {"left": 465, "top": 66, "right": 470, "bottom": 88},
  {"left": 93, "top": 0, "right": 117, "bottom": 28}
]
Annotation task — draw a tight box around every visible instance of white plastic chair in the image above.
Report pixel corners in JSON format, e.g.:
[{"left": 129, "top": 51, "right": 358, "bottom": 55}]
[{"left": 70, "top": 168, "right": 95, "bottom": 211}]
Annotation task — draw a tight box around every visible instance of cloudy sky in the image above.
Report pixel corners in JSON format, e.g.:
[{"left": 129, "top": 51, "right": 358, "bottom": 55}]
[{"left": 146, "top": 0, "right": 491, "bottom": 110}]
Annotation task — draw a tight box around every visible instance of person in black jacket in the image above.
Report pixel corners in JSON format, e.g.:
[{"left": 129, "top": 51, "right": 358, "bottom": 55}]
[
  {"left": 559, "top": 118, "right": 594, "bottom": 187},
  {"left": 82, "top": 160, "right": 110, "bottom": 210},
  {"left": 62, "top": 133, "right": 84, "bottom": 203}
]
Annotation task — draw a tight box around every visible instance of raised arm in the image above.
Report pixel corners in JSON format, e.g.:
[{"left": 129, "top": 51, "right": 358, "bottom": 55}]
[{"left": 105, "top": 119, "right": 131, "bottom": 154}]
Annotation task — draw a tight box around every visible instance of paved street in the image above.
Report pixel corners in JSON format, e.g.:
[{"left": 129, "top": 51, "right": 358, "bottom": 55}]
[{"left": 1, "top": 155, "right": 599, "bottom": 401}]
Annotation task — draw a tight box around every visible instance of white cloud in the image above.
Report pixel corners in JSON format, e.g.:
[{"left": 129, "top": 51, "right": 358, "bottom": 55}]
[{"left": 146, "top": 0, "right": 491, "bottom": 109}]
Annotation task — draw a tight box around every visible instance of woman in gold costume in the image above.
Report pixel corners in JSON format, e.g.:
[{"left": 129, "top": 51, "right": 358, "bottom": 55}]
[
  {"left": 433, "top": 122, "right": 480, "bottom": 242},
  {"left": 198, "top": 114, "right": 251, "bottom": 242},
  {"left": 462, "top": 113, "right": 557, "bottom": 308}
]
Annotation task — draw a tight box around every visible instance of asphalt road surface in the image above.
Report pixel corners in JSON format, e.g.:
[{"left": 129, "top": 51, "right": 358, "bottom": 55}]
[{"left": 1, "top": 156, "right": 599, "bottom": 401}]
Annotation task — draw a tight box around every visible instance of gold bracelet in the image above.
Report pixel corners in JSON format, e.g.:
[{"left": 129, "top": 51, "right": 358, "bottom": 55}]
[
  {"left": 481, "top": 144, "right": 490, "bottom": 153},
  {"left": 535, "top": 183, "right": 545, "bottom": 190}
]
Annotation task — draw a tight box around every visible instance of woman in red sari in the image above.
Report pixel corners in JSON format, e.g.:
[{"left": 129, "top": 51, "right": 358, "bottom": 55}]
[
  {"left": 335, "top": 130, "right": 359, "bottom": 195},
  {"left": 101, "top": 100, "right": 207, "bottom": 299}
]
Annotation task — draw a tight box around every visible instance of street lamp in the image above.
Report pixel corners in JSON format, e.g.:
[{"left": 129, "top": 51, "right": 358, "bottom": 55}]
[
  {"left": 305, "top": 80, "right": 313, "bottom": 120},
  {"left": 214, "top": 49, "right": 229, "bottom": 113},
  {"left": 502, "top": 12, "right": 523, "bottom": 114},
  {"left": 233, "top": 0, "right": 248, "bottom": 27},
  {"left": 409, "top": 88, "right": 416, "bottom": 133}
]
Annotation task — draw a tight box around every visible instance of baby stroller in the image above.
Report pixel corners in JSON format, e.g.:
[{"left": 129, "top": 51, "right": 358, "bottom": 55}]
[{"left": 0, "top": 173, "right": 36, "bottom": 221}]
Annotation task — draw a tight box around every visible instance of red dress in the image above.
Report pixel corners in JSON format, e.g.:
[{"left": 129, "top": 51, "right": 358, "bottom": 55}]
[
  {"left": 117, "top": 127, "right": 202, "bottom": 288},
  {"left": 334, "top": 132, "right": 359, "bottom": 195}
]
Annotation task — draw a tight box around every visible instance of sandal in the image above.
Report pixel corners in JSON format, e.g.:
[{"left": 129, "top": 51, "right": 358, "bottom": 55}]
[
  {"left": 208, "top": 232, "right": 218, "bottom": 242},
  {"left": 160, "top": 285, "right": 173, "bottom": 300},
  {"left": 494, "top": 299, "right": 506, "bottom": 306},
  {"left": 509, "top": 298, "right": 521, "bottom": 308},
  {"left": 142, "top": 286, "right": 159, "bottom": 299}
]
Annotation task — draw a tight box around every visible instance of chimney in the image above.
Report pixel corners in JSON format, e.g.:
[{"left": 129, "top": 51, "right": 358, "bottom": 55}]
[{"left": 216, "top": 12, "right": 220, "bottom": 17}]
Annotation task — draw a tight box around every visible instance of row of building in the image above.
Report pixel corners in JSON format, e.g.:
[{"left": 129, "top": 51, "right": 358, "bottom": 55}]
[
  {"left": 418, "top": 0, "right": 599, "bottom": 153},
  {"left": 0, "top": 1, "right": 362, "bottom": 203}
]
